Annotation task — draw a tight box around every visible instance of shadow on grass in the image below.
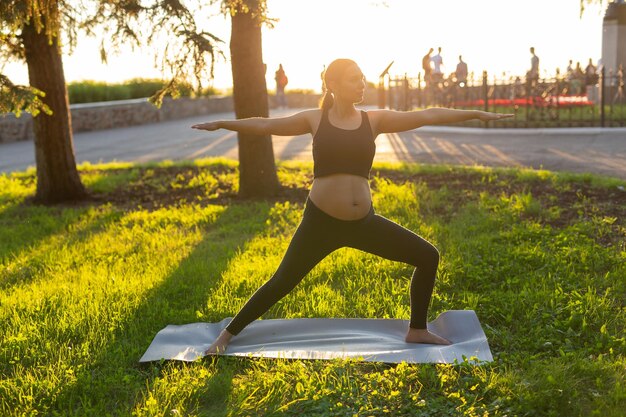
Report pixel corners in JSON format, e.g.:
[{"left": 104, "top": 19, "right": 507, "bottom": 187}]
[
  {"left": 48, "top": 201, "right": 274, "bottom": 416},
  {"left": 0, "top": 203, "right": 122, "bottom": 290}
]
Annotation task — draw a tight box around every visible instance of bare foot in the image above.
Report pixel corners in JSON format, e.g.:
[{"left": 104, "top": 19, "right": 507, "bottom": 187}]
[
  {"left": 205, "top": 329, "right": 233, "bottom": 355},
  {"left": 405, "top": 328, "right": 451, "bottom": 345}
]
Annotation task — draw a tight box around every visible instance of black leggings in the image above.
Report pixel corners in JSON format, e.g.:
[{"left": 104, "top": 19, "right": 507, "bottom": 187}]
[{"left": 225, "top": 198, "right": 440, "bottom": 335}]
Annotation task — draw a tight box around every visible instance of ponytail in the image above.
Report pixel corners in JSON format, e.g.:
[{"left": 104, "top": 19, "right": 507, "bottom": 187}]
[{"left": 319, "top": 90, "right": 334, "bottom": 111}]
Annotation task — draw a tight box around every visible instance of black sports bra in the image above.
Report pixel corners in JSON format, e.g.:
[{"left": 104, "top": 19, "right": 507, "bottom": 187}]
[{"left": 312, "top": 110, "right": 376, "bottom": 179}]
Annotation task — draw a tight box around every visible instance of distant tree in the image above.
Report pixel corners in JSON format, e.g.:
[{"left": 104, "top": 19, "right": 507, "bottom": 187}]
[
  {"left": 225, "top": 0, "right": 280, "bottom": 197},
  {"left": 580, "top": 0, "right": 607, "bottom": 17},
  {"left": 0, "top": 0, "right": 222, "bottom": 204}
]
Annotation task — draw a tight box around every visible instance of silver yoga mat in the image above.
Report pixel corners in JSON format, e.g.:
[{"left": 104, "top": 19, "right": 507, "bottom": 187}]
[{"left": 139, "top": 310, "right": 493, "bottom": 364}]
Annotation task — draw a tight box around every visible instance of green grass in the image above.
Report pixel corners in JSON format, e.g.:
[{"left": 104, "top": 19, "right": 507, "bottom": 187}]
[{"left": 1, "top": 160, "right": 625, "bottom": 416}]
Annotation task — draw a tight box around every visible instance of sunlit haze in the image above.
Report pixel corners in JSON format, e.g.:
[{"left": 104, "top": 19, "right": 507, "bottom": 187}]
[{"left": 3, "top": 0, "right": 606, "bottom": 93}]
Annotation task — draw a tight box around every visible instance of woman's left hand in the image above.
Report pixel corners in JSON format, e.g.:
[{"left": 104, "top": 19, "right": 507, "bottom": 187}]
[{"left": 477, "top": 111, "right": 514, "bottom": 122}]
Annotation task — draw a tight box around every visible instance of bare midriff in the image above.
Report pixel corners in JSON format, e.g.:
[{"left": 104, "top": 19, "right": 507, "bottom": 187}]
[{"left": 309, "top": 174, "right": 372, "bottom": 220}]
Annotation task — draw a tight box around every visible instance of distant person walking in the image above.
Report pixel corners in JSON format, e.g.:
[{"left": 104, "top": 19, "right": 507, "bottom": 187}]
[
  {"left": 455, "top": 55, "right": 468, "bottom": 86},
  {"left": 275, "top": 64, "right": 289, "bottom": 108},
  {"left": 571, "top": 62, "right": 585, "bottom": 94},
  {"left": 585, "top": 58, "right": 598, "bottom": 86},
  {"left": 421, "top": 48, "right": 434, "bottom": 85},
  {"left": 584, "top": 58, "right": 600, "bottom": 102},
  {"left": 566, "top": 59, "right": 574, "bottom": 77},
  {"left": 528, "top": 47, "right": 540, "bottom": 85},
  {"left": 430, "top": 47, "right": 444, "bottom": 83}
]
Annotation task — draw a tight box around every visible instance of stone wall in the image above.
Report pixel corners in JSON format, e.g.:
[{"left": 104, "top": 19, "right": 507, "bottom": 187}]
[
  {"left": 0, "top": 96, "right": 234, "bottom": 144},
  {"left": 0, "top": 114, "right": 32, "bottom": 144},
  {"left": 0, "top": 90, "right": 377, "bottom": 144}
]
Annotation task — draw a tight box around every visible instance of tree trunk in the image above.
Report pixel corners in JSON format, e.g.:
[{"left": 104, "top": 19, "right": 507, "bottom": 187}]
[
  {"left": 21, "top": 21, "right": 87, "bottom": 204},
  {"left": 230, "top": 0, "right": 280, "bottom": 198}
]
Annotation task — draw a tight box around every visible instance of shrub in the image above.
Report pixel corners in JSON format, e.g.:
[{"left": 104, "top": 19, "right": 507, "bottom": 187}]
[{"left": 67, "top": 78, "right": 215, "bottom": 104}]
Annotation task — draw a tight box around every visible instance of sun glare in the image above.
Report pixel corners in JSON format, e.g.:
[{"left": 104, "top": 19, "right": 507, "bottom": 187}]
[
  {"left": 261, "top": 0, "right": 605, "bottom": 92},
  {"left": 2, "top": 0, "right": 605, "bottom": 93}
]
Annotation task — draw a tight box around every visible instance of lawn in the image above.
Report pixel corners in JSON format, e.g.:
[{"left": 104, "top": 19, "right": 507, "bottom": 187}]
[{"left": 1, "top": 159, "right": 625, "bottom": 416}]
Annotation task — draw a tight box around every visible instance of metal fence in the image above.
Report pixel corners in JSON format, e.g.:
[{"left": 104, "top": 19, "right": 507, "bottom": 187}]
[{"left": 380, "top": 66, "right": 625, "bottom": 128}]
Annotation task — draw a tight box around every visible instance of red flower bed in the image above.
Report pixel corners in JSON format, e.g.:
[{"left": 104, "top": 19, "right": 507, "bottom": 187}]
[{"left": 453, "top": 95, "right": 594, "bottom": 108}]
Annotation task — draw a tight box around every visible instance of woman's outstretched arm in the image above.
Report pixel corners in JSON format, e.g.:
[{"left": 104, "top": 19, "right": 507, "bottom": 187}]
[
  {"left": 191, "top": 109, "right": 317, "bottom": 136},
  {"left": 369, "top": 108, "right": 514, "bottom": 135}
]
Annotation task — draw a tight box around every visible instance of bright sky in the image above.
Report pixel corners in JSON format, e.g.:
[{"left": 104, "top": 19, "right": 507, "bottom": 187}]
[{"left": 3, "top": 0, "right": 606, "bottom": 93}]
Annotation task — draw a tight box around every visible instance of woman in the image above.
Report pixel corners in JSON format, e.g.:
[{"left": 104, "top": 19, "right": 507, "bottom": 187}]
[{"left": 192, "top": 59, "right": 512, "bottom": 355}]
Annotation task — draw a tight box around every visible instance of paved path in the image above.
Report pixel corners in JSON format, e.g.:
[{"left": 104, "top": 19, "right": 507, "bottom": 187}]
[{"left": 1, "top": 108, "right": 625, "bottom": 179}]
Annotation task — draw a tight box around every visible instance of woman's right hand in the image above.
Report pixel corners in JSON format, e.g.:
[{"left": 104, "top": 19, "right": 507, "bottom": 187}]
[{"left": 191, "top": 121, "right": 222, "bottom": 131}]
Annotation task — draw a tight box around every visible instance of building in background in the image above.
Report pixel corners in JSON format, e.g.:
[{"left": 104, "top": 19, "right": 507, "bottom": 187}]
[{"left": 602, "top": 0, "right": 626, "bottom": 72}]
